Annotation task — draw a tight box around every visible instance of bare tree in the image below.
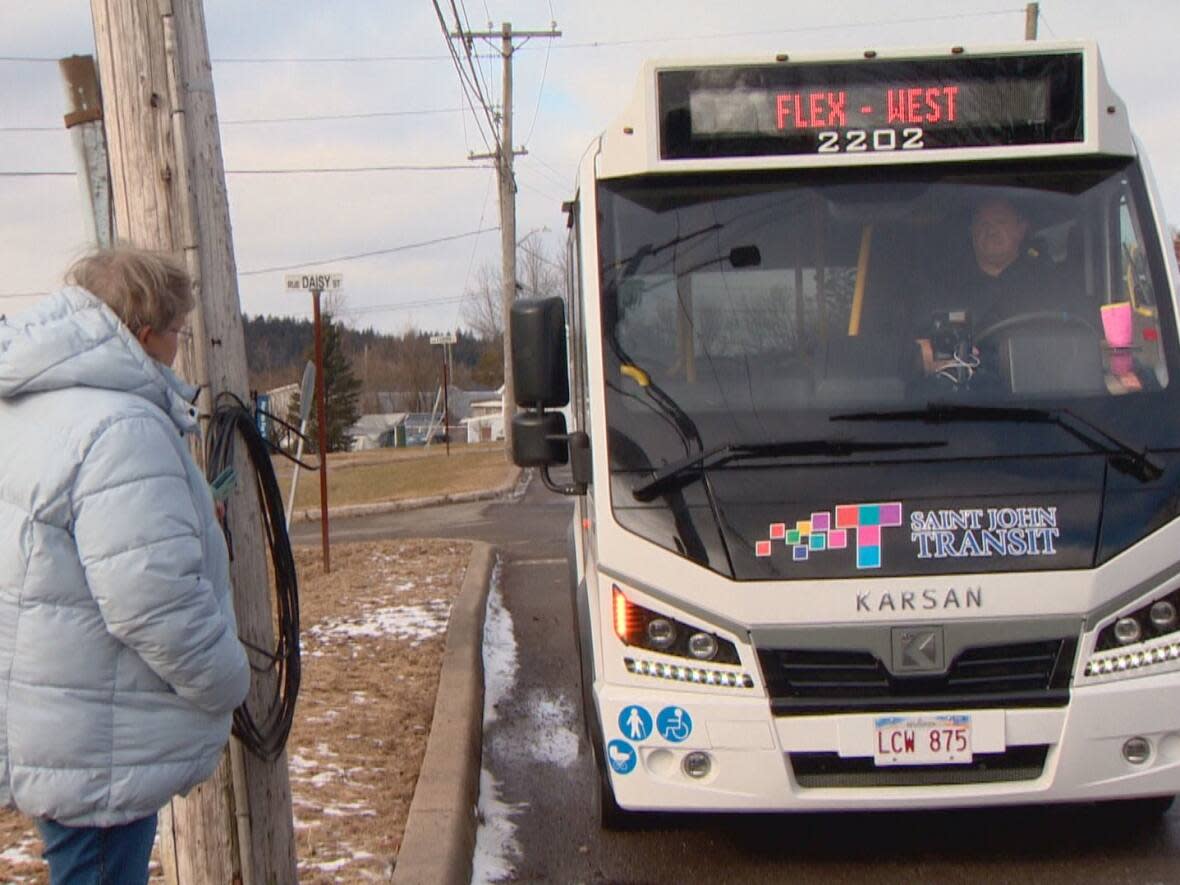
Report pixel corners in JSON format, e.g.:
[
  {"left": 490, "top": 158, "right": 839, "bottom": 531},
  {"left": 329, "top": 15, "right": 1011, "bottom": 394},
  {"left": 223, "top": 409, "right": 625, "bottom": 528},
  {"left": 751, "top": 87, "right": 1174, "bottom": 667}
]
[
  {"left": 395, "top": 331, "right": 439, "bottom": 410},
  {"left": 461, "top": 234, "right": 569, "bottom": 341},
  {"left": 461, "top": 263, "right": 504, "bottom": 341}
]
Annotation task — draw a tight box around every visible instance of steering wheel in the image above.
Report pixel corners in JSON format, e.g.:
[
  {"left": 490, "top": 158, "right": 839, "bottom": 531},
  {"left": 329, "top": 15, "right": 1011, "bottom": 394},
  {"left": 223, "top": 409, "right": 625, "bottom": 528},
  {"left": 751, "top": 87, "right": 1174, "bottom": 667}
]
[{"left": 976, "top": 310, "right": 1099, "bottom": 343}]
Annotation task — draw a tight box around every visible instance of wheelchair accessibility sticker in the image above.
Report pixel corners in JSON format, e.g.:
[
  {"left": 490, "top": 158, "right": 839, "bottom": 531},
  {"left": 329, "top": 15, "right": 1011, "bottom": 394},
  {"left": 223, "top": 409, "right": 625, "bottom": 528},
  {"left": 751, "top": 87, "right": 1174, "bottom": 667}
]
[
  {"left": 619, "top": 705, "right": 653, "bottom": 741},
  {"left": 656, "top": 706, "right": 693, "bottom": 743},
  {"left": 607, "top": 739, "right": 637, "bottom": 774}
]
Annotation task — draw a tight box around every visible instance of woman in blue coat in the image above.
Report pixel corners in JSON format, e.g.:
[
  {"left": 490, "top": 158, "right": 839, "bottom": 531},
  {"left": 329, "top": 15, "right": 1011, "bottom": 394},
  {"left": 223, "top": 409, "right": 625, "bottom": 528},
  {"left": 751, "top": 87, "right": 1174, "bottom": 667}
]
[{"left": 0, "top": 246, "right": 251, "bottom": 884}]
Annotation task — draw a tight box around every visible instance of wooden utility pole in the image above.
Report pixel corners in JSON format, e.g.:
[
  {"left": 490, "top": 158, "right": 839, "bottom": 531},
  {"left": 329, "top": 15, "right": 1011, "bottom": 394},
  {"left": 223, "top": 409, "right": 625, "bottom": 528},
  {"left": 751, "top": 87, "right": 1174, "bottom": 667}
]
[
  {"left": 458, "top": 22, "right": 560, "bottom": 457},
  {"left": 1025, "top": 2, "right": 1039, "bottom": 40},
  {"left": 89, "top": 2, "right": 297, "bottom": 883}
]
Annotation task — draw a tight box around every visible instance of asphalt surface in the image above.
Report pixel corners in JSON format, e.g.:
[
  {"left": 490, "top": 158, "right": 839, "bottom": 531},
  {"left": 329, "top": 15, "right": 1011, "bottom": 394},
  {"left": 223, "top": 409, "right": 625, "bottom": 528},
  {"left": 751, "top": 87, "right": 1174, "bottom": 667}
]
[{"left": 295, "top": 479, "right": 1180, "bottom": 884}]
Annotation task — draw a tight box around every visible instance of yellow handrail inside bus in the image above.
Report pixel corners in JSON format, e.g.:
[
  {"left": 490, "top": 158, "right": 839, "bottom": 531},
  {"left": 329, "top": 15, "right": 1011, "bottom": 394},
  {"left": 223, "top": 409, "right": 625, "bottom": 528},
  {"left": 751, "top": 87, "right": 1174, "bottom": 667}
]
[
  {"left": 848, "top": 224, "right": 874, "bottom": 337},
  {"left": 620, "top": 364, "right": 650, "bottom": 387}
]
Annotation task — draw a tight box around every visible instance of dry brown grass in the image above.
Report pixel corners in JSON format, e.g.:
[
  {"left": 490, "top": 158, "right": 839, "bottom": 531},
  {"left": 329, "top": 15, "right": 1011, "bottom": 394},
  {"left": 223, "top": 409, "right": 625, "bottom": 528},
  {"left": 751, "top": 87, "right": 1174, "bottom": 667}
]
[{"left": 276, "top": 442, "right": 516, "bottom": 511}]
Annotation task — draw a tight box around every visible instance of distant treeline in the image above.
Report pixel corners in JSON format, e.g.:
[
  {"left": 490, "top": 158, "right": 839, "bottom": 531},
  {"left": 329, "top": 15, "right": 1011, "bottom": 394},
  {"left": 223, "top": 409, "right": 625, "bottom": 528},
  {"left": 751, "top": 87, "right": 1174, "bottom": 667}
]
[{"left": 244, "top": 315, "right": 503, "bottom": 403}]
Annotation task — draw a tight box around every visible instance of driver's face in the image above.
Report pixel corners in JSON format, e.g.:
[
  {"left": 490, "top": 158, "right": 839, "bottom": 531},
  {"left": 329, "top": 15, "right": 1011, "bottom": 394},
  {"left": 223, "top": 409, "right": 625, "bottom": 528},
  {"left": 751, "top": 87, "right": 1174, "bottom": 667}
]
[{"left": 971, "top": 200, "right": 1028, "bottom": 275}]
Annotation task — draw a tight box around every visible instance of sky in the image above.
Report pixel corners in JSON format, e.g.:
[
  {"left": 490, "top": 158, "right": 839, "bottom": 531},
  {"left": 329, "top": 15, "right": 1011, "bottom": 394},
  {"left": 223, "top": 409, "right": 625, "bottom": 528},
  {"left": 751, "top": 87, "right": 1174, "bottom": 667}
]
[{"left": 1, "top": 1, "right": 1178, "bottom": 335}]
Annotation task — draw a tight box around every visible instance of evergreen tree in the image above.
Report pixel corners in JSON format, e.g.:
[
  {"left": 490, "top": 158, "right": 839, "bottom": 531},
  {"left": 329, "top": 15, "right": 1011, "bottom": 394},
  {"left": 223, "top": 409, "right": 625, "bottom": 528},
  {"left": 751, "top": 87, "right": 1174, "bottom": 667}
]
[{"left": 288, "top": 313, "right": 362, "bottom": 453}]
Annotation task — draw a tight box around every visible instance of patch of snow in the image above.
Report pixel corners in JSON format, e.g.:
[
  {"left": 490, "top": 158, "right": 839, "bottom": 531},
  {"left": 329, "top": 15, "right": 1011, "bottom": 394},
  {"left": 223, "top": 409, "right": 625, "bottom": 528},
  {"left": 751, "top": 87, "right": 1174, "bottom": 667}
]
[
  {"left": 323, "top": 803, "right": 376, "bottom": 817},
  {"left": 305, "top": 857, "right": 351, "bottom": 872},
  {"left": 523, "top": 692, "right": 580, "bottom": 768},
  {"left": 481, "top": 560, "right": 516, "bottom": 728},
  {"left": 288, "top": 753, "right": 315, "bottom": 771},
  {"left": 470, "top": 768, "right": 525, "bottom": 885},
  {"left": 309, "top": 600, "right": 451, "bottom": 646},
  {"left": 0, "top": 838, "right": 39, "bottom": 866},
  {"left": 471, "top": 560, "right": 524, "bottom": 884}
]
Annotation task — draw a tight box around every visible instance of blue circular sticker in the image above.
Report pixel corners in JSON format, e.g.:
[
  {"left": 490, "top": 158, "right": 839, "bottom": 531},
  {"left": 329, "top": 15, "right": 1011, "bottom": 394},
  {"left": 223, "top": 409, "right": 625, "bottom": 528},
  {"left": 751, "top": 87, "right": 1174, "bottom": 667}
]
[
  {"left": 656, "top": 706, "right": 693, "bottom": 743},
  {"left": 606, "top": 739, "right": 638, "bottom": 774},
  {"left": 618, "top": 705, "right": 653, "bottom": 742}
]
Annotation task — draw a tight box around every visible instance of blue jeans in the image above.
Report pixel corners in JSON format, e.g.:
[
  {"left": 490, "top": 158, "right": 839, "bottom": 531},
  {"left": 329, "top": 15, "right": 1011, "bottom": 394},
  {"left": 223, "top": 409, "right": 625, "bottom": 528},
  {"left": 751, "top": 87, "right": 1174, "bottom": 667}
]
[{"left": 36, "top": 813, "right": 158, "bottom": 885}]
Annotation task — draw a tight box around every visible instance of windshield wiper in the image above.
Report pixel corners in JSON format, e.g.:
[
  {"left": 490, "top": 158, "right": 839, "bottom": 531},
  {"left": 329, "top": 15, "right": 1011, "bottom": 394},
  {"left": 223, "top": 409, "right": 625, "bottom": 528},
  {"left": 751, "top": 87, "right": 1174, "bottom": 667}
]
[
  {"left": 831, "top": 403, "right": 1164, "bottom": 483},
  {"left": 631, "top": 438, "right": 946, "bottom": 502}
]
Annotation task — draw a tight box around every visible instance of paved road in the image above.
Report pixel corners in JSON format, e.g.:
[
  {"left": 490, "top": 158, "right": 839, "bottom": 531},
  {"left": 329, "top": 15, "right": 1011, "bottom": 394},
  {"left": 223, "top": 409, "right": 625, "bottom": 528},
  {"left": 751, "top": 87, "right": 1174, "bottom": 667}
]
[{"left": 296, "top": 480, "right": 1180, "bottom": 884}]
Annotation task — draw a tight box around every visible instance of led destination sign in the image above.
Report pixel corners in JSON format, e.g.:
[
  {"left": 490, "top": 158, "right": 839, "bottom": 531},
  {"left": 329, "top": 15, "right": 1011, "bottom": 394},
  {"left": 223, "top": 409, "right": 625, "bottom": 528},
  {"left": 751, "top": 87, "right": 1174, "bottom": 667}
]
[{"left": 658, "top": 53, "right": 1084, "bottom": 159}]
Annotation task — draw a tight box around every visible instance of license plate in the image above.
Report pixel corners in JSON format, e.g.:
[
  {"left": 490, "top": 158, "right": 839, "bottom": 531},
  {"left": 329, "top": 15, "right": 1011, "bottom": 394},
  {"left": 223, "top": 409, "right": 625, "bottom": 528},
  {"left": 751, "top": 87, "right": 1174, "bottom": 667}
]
[{"left": 873, "top": 714, "right": 972, "bottom": 766}]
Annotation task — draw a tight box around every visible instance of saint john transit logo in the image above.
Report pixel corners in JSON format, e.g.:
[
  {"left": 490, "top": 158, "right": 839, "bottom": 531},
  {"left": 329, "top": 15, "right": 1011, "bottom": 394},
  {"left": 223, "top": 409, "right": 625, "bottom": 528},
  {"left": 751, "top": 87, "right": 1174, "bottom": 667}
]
[{"left": 755, "top": 502, "right": 904, "bottom": 569}]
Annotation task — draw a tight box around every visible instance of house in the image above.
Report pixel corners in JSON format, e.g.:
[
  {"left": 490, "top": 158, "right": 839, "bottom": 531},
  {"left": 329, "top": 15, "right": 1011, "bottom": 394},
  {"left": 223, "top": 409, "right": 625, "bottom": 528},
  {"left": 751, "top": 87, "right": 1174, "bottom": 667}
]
[
  {"left": 349, "top": 413, "right": 408, "bottom": 450},
  {"left": 463, "top": 387, "right": 505, "bottom": 443}
]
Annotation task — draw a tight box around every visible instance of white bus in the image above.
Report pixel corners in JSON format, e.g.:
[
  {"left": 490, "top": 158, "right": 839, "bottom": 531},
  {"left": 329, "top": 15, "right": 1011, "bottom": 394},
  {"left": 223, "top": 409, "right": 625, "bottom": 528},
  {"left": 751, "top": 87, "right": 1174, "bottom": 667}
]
[{"left": 510, "top": 41, "right": 1180, "bottom": 826}]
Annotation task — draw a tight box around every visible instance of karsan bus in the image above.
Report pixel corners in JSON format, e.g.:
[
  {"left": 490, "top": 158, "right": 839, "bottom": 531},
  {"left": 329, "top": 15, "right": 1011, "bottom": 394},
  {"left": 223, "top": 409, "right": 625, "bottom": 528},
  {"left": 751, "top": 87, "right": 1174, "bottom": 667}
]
[{"left": 509, "top": 42, "right": 1180, "bottom": 827}]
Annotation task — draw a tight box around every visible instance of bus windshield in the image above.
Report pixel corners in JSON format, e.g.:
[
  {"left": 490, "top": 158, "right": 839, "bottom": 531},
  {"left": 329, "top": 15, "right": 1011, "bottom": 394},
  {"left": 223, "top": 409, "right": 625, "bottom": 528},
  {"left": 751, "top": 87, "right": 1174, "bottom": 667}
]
[{"left": 598, "top": 159, "right": 1177, "bottom": 471}]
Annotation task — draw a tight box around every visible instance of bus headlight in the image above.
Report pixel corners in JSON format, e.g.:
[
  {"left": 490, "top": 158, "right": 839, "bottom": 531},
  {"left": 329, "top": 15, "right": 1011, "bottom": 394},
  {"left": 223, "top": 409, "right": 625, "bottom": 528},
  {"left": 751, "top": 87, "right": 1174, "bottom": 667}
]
[
  {"left": 688, "top": 632, "right": 719, "bottom": 661},
  {"left": 1114, "top": 617, "right": 1142, "bottom": 645},
  {"left": 647, "top": 618, "right": 677, "bottom": 650},
  {"left": 1086, "top": 587, "right": 1180, "bottom": 680},
  {"left": 1151, "top": 601, "right": 1178, "bottom": 630},
  {"left": 612, "top": 585, "right": 740, "bottom": 665}
]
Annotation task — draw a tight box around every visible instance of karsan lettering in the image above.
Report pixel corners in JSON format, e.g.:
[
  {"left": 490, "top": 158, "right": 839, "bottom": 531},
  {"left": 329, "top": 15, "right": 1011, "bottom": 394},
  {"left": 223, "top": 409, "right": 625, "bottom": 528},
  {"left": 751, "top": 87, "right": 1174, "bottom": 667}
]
[{"left": 856, "top": 587, "right": 983, "bottom": 613}]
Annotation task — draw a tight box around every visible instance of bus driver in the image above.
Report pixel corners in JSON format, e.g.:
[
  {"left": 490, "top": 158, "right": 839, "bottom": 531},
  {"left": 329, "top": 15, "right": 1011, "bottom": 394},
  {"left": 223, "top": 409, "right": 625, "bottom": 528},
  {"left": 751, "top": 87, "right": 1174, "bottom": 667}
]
[{"left": 916, "top": 195, "right": 1059, "bottom": 381}]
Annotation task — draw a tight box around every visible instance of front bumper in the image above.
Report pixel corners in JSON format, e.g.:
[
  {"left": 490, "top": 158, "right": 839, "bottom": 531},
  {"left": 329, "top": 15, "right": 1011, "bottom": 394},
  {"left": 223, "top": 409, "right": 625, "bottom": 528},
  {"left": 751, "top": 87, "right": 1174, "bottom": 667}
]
[{"left": 599, "top": 669, "right": 1180, "bottom": 812}]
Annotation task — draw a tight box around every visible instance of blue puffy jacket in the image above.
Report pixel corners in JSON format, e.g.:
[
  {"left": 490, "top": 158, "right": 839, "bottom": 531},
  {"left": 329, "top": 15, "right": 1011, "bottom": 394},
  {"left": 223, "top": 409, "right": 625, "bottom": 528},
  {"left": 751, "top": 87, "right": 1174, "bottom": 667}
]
[{"left": 0, "top": 287, "right": 250, "bottom": 826}]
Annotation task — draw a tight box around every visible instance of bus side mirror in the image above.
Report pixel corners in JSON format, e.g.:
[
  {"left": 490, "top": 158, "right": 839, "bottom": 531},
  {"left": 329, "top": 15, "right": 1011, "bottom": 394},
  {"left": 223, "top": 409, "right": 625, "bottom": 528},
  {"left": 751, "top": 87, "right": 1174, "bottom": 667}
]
[
  {"left": 511, "top": 296, "right": 569, "bottom": 408},
  {"left": 512, "top": 411, "right": 569, "bottom": 466}
]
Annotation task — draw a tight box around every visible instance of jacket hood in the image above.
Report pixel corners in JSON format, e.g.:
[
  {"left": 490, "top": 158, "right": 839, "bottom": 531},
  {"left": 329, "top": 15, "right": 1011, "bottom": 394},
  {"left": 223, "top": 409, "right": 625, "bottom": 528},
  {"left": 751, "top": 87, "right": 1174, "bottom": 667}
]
[{"left": 0, "top": 287, "right": 199, "bottom": 433}]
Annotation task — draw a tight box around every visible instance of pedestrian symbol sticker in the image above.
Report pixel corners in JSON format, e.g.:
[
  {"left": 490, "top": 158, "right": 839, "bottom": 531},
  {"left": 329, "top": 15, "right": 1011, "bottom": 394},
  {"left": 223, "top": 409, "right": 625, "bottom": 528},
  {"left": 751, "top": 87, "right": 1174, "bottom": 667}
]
[
  {"left": 656, "top": 706, "right": 693, "bottom": 743},
  {"left": 618, "top": 705, "right": 652, "bottom": 741},
  {"left": 607, "top": 739, "right": 638, "bottom": 774}
]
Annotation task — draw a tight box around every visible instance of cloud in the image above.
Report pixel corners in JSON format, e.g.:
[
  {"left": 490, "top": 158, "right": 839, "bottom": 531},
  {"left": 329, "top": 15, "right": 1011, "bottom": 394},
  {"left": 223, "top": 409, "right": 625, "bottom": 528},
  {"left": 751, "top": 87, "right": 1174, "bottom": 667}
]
[{"left": 2, "top": 0, "right": 1179, "bottom": 337}]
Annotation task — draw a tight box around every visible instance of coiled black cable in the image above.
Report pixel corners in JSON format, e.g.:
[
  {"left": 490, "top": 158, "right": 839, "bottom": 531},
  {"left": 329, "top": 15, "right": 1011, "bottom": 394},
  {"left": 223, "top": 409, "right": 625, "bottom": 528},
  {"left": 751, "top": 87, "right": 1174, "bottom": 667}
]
[{"left": 206, "top": 392, "right": 301, "bottom": 762}]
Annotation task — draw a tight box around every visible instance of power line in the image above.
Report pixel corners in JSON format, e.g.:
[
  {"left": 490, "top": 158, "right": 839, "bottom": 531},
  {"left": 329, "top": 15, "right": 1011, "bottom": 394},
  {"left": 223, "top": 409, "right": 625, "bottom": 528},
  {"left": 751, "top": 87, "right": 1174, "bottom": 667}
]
[
  {"left": 0, "top": 162, "right": 491, "bottom": 178},
  {"left": 455, "top": 172, "right": 497, "bottom": 327},
  {"left": 221, "top": 108, "right": 463, "bottom": 125},
  {"left": 347, "top": 294, "right": 467, "bottom": 317},
  {"left": 519, "top": 155, "right": 569, "bottom": 192},
  {"left": 3, "top": 108, "right": 466, "bottom": 132},
  {"left": 431, "top": 0, "right": 500, "bottom": 154},
  {"left": 211, "top": 52, "right": 492, "bottom": 63},
  {"left": 516, "top": 175, "right": 566, "bottom": 205},
  {"left": 227, "top": 163, "right": 488, "bottom": 175},
  {"left": 548, "top": 9, "right": 1023, "bottom": 49},
  {"left": 522, "top": 35, "right": 553, "bottom": 148},
  {"left": 237, "top": 227, "right": 499, "bottom": 277}
]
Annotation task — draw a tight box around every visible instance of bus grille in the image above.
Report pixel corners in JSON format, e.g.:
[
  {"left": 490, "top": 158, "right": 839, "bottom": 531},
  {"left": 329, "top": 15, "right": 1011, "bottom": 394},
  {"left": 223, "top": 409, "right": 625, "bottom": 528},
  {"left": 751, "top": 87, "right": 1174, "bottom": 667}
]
[
  {"left": 789, "top": 745, "right": 1049, "bottom": 787},
  {"left": 758, "top": 638, "right": 1077, "bottom": 715}
]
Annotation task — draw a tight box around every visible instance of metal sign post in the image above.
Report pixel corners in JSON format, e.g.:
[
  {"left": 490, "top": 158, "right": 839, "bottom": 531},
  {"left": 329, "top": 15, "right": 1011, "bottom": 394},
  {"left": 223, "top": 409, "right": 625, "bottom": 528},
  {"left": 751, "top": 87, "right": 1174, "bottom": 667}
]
[
  {"left": 430, "top": 333, "right": 457, "bottom": 456},
  {"left": 311, "top": 290, "right": 331, "bottom": 572},
  {"left": 284, "top": 361, "right": 316, "bottom": 532},
  {"left": 286, "top": 273, "right": 343, "bottom": 573}
]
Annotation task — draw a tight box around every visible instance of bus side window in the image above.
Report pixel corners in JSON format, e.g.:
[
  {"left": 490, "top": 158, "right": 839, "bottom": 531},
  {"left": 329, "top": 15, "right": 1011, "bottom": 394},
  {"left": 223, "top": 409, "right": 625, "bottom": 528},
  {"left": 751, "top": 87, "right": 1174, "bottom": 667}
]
[{"left": 1116, "top": 189, "right": 1158, "bottom": 312}]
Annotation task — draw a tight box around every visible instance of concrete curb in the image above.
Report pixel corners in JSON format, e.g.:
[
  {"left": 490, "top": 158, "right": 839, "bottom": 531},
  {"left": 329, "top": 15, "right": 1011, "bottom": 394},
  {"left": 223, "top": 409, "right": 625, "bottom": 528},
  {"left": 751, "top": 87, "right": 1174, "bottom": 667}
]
[
  {"left": 291, "top": 468, "right": 523, "bottom": 523},
  {"left": 392, "top": 541, "right": 495, "bottom": 885}
]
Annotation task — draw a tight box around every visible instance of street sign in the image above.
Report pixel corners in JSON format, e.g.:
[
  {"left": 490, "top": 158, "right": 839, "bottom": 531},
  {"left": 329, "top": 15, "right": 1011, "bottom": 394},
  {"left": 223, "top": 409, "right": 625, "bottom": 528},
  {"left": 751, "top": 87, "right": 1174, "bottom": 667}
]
[
  {"left": 430, "top": 333, "right": 458, "bottom": 345},
  {"left": 284, "top": 272, "right": 343, "bottom": 292}
]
